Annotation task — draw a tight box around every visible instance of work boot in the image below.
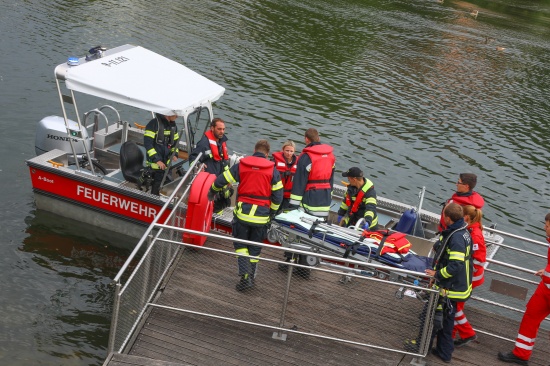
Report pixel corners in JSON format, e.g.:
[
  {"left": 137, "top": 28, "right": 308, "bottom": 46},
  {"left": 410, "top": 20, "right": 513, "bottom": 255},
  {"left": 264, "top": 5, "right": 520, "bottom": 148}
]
[
  {"left": 431, "top": 348, "right": 451, "bottom": 364},
  {"left": 497, "top": 351, "right": 529, "bottom": 366},
  {"left": 235, "top": 274, "right": 254, "bottom": 292},
  {"left": 454, "top": 334, "right": 477, "bottom": 348}
]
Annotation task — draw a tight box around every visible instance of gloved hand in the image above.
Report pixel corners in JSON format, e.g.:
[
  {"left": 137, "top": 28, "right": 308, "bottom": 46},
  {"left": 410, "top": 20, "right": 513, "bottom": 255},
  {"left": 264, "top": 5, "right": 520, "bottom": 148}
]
[
  {"left": 362, "top": 221, "right": 371, "bottom": 230},
  {"left": 269, "top": 209, "right": 277, "bottom": 221},
  {"left": 223, "top": 186, "right": 234, "bottom": 199},
  {"left": 207, "top": 188, "right": 217, "bottom": 201},
  {"left": 337, "top": 215, "right": 343, "bottom": 223}
]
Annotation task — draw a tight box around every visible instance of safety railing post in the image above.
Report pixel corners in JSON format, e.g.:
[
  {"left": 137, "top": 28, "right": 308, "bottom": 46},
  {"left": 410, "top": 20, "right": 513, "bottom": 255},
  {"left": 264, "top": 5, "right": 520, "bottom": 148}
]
[
  {"left": 107, "top": 281, "right": 121, "bottom": 354},
  {"left": 273, "top": 257, "right": 295, "bottom": 341}
]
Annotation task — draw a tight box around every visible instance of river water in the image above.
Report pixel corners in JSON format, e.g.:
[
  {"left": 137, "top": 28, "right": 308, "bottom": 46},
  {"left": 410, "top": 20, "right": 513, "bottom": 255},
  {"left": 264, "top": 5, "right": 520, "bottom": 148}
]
[{"left": 1, "top": 0, "right": 549, "bottom": 365}]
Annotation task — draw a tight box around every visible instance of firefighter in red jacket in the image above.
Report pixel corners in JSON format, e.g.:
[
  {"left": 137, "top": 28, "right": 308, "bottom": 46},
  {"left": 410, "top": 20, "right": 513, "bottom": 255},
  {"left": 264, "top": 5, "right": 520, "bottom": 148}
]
[
  {"left": 453, "top": 205, "right": 486, "bottom": 347},
  {"left": 498, "top": 213, "right": 550, "bottom": 365},
  {"left": 272, "top": 140, "right": 297, "bottom": 212},
  {"left": 289, "top": 128, "right": 335, "bottom": 218},
  {"left": 439, "top": 173, "right": 485, "bottom": 231},
  {"left": 189, "top": 118, "right": 233, "bottom": 212},
  {"left": 208, "top": 139, "right": 283, "bottom": 291}
]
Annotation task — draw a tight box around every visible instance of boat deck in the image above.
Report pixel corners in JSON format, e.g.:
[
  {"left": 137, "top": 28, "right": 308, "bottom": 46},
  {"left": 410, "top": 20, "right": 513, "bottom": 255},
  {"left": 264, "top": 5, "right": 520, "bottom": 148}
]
[{"left": 103, "top": 236, "right": 550, "bottom": 366}]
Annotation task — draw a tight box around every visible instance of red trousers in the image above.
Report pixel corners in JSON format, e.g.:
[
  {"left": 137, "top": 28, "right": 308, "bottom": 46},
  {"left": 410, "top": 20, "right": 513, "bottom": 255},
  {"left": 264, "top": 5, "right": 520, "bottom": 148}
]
[
  {"left": 452, "top": 301, "right": 476, "bottom": 339},
  {"left": 512, "top": 282, "right": 550, "bottom": 361}
]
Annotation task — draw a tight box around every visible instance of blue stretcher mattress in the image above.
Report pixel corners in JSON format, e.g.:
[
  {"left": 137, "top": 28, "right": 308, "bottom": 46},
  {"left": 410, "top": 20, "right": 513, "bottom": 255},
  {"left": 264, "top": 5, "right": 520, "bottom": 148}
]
[{"left": 274, "top": 210, "right": 432, "bottom": 273}]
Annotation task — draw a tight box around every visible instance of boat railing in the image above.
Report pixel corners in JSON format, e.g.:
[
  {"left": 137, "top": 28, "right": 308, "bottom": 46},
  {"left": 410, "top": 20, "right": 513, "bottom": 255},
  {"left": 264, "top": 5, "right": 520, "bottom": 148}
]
[{"left": 467, "top": 226, "right": 550, "bottom": 338}]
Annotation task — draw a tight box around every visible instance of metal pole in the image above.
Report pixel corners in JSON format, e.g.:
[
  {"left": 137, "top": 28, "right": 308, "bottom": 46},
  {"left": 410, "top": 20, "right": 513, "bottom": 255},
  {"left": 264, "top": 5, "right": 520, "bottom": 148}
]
[
  {"left": 273, "top": 257, "right": 295, "bottom": 341},
  {"left": 107, "top": 282, "right": 121, "bottom": 354}
]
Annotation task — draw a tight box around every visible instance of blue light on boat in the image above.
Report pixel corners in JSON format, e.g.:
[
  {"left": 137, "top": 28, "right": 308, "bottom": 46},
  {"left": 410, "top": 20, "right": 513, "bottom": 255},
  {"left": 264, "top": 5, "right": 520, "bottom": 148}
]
[{"left": 67, "top": 57, "right": 80, "bottom": 66}]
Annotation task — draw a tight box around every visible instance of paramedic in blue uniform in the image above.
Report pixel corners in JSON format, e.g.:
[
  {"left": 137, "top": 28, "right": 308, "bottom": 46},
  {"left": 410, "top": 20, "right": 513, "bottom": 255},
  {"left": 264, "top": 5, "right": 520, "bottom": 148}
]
[
  {"left": 189, "top": 118, "right": 232, "bottom": 211},
  {"left": 143, "top": 113, "right": 179, "bottom": 196},
  {"left": 426, "top": 202, "right": 473, "bottom": 363},
  {"left": 288, "top": 128, "right": 336, "bottom": 218},
  {"left": 208, "top": 139, "right": 283, "bottom": 291},
  {"left": 337, "top": 167, "right": 378, "bottom": 230}
]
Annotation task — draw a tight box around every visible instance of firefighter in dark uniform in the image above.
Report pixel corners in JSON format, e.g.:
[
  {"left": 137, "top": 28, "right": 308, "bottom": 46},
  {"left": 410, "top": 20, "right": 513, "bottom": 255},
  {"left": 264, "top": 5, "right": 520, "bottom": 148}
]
[
  {"left": 143, "top": 113, "right": 179, "bottom": 196},
  {"left": 337, "top": 167, "right": 378, "bottom": 230},
  {"left": 288, "top": 128, "right": 336, "bottom": 218},
  {"left": 208, "top": 139, "right": 283, "bottom": 291},
  {"left": 425, "top": 202, "right": 473, "bottom": 363},
  {"left": 189, "top": 118, "right": 232, "bottom": 212}
]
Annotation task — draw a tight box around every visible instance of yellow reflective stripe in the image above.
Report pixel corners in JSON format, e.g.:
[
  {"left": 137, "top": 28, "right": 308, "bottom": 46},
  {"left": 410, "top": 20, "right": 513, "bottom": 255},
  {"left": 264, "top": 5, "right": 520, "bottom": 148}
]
[
  {"left": 339, "top": 202, "right": 349, "bottom": 210},
  {"left": 364, "top": 197, "right": 377, "bottom": 205},
  {"left": 250, "top": 255, "right": 260, "bottom": 263},
  {"left": 144, "top": 130, "right": 156, "bottom": 138},
  {"left": 289, "top": 194, "right": 302, "bottom": 201},
  {"left": 234, "top": 211, "right": 270, "bottom": 224},
  {"left": 147, "top": 162, "right": 159, "bottom": 169},
  {"left": 440, "top": 267, "right": 452, "bottom": 278},
  {"left": 250, "top": 205, "right": 258, "bottom": 216},
  {"left": 147, "top": 148, "right": 157, "bottom": 157},
  {"left": 272, "top": 180, "right": 284, "bottom": 190},
  {"left": 448, "top": 285, "right": 472, "bottom": 300},
  {"left": 449, "top": 251, "right": 465, "bottom": 261},
  {"left": 235, "top": 248, "right": 249, "bottom": 255},
  {"left": 223, "top": 170, "right": 237, "bottom": 184},
  {"left": 302, "top": 203, "right": 330, "bottom": 212},
  {"left": 211, "top": 183, "right": 223, "bottom": 192},
  {"left": 270, "top": 202, "right": 281, "bottom": 211}
]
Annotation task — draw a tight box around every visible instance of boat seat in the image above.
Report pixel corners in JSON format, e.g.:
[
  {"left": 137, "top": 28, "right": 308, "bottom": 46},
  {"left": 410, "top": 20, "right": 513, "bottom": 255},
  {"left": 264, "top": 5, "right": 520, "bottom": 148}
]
[{"left": 119, "top": 141, "right": 146, "bottom": 185}]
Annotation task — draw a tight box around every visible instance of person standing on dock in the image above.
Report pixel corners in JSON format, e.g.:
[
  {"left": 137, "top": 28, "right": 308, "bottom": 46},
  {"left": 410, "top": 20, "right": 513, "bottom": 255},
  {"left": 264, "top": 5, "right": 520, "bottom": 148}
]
[
  {"left": 453, "top": 205, "right": 486, "bottom": 347},
  {"left": 439, "top": 173, "right": 484, "bottom": 231},
  {"left": 272, "top": 140, "right": 297, "bottom": 213},
  {"left": 189, "top": 117, "right": 232, "bottom": 212},
  {"left": 426, "top": 203, "right": 472, "bottom": 363},
  {"left": 498, "top": 213, "right": 550, "bottom": 366},
  {"left": 143, "top": 113, "right": 180, "bottom": 196},
  {"left": 288, "top": 128, "right": 335, "bottom": 219},
  {"left": 337, "top": 167, "right": 378, "bottom": 230},
  {"left": 208, "top": 139, "right": 283, "bottom": 291}
]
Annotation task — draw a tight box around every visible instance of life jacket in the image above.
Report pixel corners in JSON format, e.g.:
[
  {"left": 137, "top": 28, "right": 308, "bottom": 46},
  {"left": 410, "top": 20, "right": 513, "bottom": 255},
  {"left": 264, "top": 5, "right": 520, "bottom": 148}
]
[
  {"left": 301, "top": 144, "right": 335, "bottom": 191},
  {"left": 155, "top": 117, "right": 176, "bottom": 147},
  {"left": 345, "top": 179, "right": 374, "bottom": 214},
  {"left": 237, "top": 156, "right": 274, "bottom": 207},
  {"left": 439, "top": 191, "right": 485, "bottom": 230},
  {"left": 204, "top": 130, "right": 229, "bottom": 162},
  {"left": 362, "top": 230, "right": 411, "bottom": 256},
  {"left": 272, "top": 151, "right": 297, "bottom": 199}
]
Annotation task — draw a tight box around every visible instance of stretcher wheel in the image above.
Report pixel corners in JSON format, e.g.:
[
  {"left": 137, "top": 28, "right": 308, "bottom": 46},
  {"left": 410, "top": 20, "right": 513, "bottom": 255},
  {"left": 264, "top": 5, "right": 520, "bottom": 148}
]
[
  {"left": 183, "top": 172, "right": 216, "bottom": 246},
  {"left": 377, "top": 272, "right": 387, "bottom": 280},
  {"left": 266, "top": 227, "right": 278, "bottom": 244},
  {"left": 305, "top": 255, "right": 319, "bottom": 266}
]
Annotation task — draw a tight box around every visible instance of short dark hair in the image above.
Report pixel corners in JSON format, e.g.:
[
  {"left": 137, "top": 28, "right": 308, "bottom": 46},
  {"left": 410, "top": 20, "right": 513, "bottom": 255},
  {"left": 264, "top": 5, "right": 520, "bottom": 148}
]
[
  {"left": 444, "top": 202, "right": 464, "bottom": 223},
  {"left": 305, "top": 128, "right": 320, "bottom": 142},
  {"left": 255, "top": 139, "right": 270, "bottom": 155},
  {"left": 211, "top": 117, "right": 225, "bottom": 128},
  {"left": 545, "top": 213, "right": 550, "bottom": 223},
  {"left": 460, "top": 173, "right": 477, "bottom": 190}
]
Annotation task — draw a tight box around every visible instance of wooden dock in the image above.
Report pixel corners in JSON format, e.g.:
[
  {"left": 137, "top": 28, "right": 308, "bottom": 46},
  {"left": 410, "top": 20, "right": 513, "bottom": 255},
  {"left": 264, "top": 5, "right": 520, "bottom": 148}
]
[{"left": 104, "top": 236, "right": 550, "bottom": 366}]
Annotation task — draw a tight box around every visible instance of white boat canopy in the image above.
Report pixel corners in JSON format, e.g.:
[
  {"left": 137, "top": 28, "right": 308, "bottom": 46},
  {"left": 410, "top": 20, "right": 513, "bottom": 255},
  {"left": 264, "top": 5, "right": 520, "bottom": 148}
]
[{"left": 55, "top": 44, "right": 225, "bottom": 116}]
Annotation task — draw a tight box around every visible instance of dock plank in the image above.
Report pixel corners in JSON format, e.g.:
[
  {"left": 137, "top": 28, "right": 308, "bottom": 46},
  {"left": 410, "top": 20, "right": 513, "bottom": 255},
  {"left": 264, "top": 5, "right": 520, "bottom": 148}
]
[{"left": 107, "top": 236, "right": 550, "bottom": 366}]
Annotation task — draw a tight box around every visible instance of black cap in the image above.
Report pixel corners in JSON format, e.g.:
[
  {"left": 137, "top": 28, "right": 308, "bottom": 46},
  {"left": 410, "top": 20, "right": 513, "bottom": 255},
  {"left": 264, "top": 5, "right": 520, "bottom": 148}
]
[{"left": 342, "top": 167, "right": 363, "bottom": 178}]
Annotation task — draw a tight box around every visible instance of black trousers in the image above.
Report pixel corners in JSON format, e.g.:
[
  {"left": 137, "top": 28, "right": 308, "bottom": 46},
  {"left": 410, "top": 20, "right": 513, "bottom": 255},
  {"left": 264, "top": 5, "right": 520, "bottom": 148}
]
[{"left": 232, "top": 219, "right": 267, "bottom": 277}]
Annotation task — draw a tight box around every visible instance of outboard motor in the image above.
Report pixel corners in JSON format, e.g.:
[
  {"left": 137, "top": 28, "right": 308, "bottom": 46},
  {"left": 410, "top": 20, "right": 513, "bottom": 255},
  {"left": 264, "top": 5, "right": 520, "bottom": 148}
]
[{"left": 35, "top": 116, "right": 91, "bottom": 156}]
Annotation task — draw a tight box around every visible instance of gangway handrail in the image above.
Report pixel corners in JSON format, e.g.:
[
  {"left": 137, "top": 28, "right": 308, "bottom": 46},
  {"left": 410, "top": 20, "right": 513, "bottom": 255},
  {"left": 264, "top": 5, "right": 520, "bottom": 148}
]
[
  {"left": 487, "top": 258, "right": 540, "bottom": 275},
  {"left": 112, "top": 152, "right": 203, "bottom": 283},
  {"left": 484, "top": 226, "right": 548, "bottom": 248}
]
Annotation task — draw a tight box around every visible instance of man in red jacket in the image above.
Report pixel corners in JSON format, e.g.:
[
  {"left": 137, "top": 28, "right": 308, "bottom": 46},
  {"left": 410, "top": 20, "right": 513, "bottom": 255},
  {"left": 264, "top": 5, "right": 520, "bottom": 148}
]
[
  {"left": 439, "top": 173, "right": 484, "bottom": 231},
  {"left": 498, "top": 213, "right": 550, "bottom": 365}
]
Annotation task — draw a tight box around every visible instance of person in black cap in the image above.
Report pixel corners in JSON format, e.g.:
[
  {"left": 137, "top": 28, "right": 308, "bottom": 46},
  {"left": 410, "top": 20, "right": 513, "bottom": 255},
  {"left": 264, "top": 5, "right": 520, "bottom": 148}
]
[{"left": 337, "top": 167, "right": 378, "bottom": 230}]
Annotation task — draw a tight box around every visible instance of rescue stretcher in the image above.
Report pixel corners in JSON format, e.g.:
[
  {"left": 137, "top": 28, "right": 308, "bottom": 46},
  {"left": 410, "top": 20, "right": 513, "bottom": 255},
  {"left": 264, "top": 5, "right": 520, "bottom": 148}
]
[{"left": 269, "top": 210, "right": 435, "bottom": 296}]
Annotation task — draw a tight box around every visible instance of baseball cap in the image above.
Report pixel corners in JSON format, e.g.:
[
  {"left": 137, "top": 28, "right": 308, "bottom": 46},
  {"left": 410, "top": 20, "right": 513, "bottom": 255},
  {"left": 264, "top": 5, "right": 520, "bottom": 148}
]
[{"left": 342, "top": 167, "right": 363, "bottom": 178}]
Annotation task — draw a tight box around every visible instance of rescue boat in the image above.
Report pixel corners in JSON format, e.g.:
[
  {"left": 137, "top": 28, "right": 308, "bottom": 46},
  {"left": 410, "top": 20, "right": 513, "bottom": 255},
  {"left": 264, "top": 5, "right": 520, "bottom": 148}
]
[{"left": 26, "top": 44, "right": 498, "bottom": 252}]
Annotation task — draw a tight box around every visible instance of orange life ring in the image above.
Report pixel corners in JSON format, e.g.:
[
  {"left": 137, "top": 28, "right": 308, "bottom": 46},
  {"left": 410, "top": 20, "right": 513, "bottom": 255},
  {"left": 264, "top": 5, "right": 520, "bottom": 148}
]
[{"left": 183, "top": 171, "right": 216, "bottom": 246}]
